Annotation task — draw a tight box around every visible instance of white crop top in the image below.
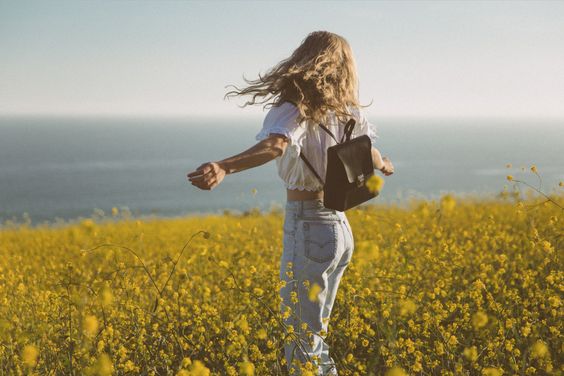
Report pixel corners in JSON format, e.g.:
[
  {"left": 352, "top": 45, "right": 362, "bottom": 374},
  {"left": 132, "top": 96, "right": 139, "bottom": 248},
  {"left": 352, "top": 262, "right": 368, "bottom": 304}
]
[{"left": 255, "top": 101, "right": 378, "bottom": 191}]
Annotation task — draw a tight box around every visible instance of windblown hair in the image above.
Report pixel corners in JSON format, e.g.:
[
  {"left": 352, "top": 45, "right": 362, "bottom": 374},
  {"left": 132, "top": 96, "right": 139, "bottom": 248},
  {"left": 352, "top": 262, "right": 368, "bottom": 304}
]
[{"left": 224, "top": 31, "right": 371, "bottom": 125}]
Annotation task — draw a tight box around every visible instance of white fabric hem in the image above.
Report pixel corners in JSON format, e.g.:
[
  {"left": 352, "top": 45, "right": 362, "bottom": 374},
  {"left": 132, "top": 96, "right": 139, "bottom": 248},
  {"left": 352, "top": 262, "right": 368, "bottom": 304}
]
[
  {"left": 285, "top": 183, "right": 323, "bottom": 192},
  {"left": 255, "top": 127, "right": 295, "bottom": 142}
]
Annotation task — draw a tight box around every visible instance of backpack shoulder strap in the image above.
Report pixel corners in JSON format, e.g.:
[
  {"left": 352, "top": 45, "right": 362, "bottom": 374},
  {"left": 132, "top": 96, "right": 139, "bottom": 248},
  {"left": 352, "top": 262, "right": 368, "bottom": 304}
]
[
  {"left": 295, "top": 119, "right": 348, "bottom": 188},
  {"left": 339, "top": 119, "right": 356, "bottom": 143},
  {"left": 318, "top": 123, "right": 340, "bottom": 144},
  {"left": 299, "top": 151, "right": 325, "bottom": 187}
]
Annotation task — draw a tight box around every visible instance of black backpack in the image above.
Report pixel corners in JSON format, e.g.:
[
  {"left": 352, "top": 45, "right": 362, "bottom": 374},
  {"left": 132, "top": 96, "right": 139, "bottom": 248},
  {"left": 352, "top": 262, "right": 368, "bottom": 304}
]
[{"left": 299, "top": 118, "right": 379, "bottom": 211}]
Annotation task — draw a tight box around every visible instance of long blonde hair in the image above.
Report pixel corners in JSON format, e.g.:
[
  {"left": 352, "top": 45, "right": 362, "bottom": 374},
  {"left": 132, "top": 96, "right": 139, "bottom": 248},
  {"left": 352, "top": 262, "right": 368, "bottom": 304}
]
[{"left": 224, "top": 31, "right": 371, "bottom": 125}]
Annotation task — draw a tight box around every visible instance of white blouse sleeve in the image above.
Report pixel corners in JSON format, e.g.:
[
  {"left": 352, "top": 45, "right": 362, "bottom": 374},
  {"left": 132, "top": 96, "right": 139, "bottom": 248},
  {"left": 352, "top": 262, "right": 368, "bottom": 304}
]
[
  {"left": 352, "top": 108, "right": 378, "bottom": 146},
  {"left": 255, "top": 102, "right": 305, "bottom": 157}
]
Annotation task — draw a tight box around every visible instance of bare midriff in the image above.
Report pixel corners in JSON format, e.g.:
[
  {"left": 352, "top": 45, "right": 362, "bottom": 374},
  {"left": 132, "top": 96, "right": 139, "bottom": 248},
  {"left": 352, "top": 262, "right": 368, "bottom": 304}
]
[{"left": 286, "top": 188, "right": 324, "bottom": 201}]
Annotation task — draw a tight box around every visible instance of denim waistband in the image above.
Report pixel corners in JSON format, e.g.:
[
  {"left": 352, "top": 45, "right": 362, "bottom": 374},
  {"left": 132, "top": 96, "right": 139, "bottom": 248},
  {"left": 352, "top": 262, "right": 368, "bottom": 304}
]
[{"left": 285, "top": 199, "right": 338, "bottom": 215}]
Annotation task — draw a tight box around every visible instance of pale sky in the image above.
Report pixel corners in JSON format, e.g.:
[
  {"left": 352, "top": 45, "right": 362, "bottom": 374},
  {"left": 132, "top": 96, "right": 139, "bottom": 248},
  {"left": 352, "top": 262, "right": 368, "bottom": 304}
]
[{"left": 1, "top": 0, "right": 563, "bottom": 119}]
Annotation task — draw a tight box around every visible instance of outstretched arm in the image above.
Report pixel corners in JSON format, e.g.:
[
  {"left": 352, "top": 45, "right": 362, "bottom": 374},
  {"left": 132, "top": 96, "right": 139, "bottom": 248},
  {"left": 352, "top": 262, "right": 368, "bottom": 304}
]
[{"left": 187, "top": 134, "right": 289, "bottom": 190}]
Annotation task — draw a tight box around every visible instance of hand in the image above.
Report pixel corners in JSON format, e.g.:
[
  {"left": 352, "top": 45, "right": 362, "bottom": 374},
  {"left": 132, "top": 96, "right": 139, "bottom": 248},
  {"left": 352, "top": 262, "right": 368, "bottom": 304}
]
[
  {"left": 187, "top": 162, "right": 227, "bottom": 190},
  {"left": 379, "top": 157, "right": 394, "bottom": 176}
]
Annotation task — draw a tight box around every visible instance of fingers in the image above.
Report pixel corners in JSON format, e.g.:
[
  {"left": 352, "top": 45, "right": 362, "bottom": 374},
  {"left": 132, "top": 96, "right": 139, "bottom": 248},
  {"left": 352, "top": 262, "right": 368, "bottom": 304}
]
[
  {"left": 187, "top": 163, "right": 215, "bottom": 182},
  {"left": 189, "top": 170, "right": 217, "bottom": 184},
  {"left": 379, "top": 163, "right": 394, "bottom": 175},
  {"left": 186, "top": 170, "right": 201, "bottom": 178},
  {"left": 186, "top": 163, "right": 207, "bottom": 177},
  {"left": 191, "top": 178, "right": 218, "bottom": 190}
]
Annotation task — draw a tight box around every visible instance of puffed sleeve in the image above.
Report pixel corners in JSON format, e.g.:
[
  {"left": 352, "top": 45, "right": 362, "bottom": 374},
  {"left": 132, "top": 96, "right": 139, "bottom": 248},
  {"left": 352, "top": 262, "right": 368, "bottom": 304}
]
[
  {"left": 352, "top": 107, "right": 379, "bottom": 146},
  {"left": 255, "top": 102, "right": 305, "bottom": 158}
]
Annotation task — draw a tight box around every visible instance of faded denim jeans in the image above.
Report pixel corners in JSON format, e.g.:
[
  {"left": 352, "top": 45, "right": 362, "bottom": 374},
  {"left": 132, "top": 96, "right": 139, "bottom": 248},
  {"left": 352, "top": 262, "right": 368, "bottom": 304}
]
[{"left": 280, "top": 199, "right": 354, "bottom": 376}]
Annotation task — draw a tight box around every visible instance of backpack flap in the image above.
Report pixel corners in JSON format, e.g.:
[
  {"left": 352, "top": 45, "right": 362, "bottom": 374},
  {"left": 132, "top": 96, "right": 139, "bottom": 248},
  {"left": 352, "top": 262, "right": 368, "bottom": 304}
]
[{"left": 334, "top": 135, "right": 374, "bottom": 187}]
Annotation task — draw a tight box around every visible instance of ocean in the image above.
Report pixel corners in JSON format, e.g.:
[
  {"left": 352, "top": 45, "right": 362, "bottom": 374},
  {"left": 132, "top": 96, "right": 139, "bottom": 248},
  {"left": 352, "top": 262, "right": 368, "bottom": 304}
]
[{"left": 1, "top": 116, "right": 562, "bottom": 226}]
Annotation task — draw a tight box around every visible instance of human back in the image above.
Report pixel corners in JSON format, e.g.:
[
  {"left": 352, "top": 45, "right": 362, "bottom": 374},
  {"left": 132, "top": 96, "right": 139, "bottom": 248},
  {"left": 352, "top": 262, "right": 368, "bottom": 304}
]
[
  {"left": 257, "top": 100, "right": 378, "bottom": 201},
  {"left": 223, "top": 30, "right": 380, "bottom": 200}
]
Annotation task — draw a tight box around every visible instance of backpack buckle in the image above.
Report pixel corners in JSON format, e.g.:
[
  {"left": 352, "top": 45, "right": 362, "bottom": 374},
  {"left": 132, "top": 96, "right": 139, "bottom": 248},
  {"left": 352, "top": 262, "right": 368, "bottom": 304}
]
[{"left": 356, "top": 174, "right": 365, "bottom": 187}]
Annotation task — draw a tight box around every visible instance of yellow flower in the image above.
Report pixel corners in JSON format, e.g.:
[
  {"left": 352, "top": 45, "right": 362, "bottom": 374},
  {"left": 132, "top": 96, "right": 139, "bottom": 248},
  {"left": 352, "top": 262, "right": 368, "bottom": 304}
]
[
  {"left": 440, "top": 194, "right": 456, "bottom": 212},
  {"left": 111, "top": 207, "right": 119, "bottom": 216},
  {"left": 85, "top": 353, "right": 113, "bottom": 376},
  {"left": 435, "top": 341, "right": 445, "bottom": 355},
  {"left": 97, "top": 354, "right": 114, "bottom": 376},
  {"left": 463, "top": 346, "right": 478, "bottom": 362},
  {"left": 472, "top": 311, "right": 489, "bottom": 329},
  {"left": 21, "top": 344, "right": 38, "bottom": 367},
  {"left": 482, "top": 367, "right": 503, "bottom": 376},
  {"left": 366, "top": 174, "right": 384, "bottom": 193},
  {"left": 474, "top": 279, "right": 486, "bottom": 290},
  {"left": 530, "top": 340, "right": 549, "bottom": 359},
  {"left": 83, "top": 315, "right": 99, "bottom": 337},
  {"left": 506, "top": 175, "right": 513, "bottom": 181},
  {"left": 385, "top": 367, "right": 408, "bottom": 376},
  {"left": 81, "top": 218, "right": 95, "bottom": 228},
  {"left": 256, "top": 328, "right": 267, "bottom": 340},
  {"left": 181, "top": 357, "right": 192, "bottom": 368},
  {"left": 308, "top": 283, "right": 322, "bottom": 302},
  {"left": 530, "top": 165, "right": 537, "bottom": 173},
  {"left": 188, "top": 360, "right": 210, "bottom": 376},
  {"left": 238, "top": 360, "right": 255, "bottom": 376},
  {"left": 250, "top": 188, "right": 258, "bottom": 196},
  {"left": 541, "top": 240, "right": 554, "bottom": 252},
  {"left": 236, "top": 316, "right": 249, "bottom": 333},
  {"left": 123, "top": 360, "right": 137, "bottom": 372},
  {"left": 399, "top": 299, "right": 417, "bottom": 316},
  {"left": 100, "top": 287, "right": 114, "bottom": 307}
]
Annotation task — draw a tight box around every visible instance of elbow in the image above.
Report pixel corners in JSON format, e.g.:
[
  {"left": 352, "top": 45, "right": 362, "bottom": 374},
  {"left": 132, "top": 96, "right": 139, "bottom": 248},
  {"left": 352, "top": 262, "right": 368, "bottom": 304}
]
[
  {"left": 266, "top": 136, "right": 288, "bottom": 158},
  {"left": 271, "top": 143, "right": 286, "bottom": 157}
]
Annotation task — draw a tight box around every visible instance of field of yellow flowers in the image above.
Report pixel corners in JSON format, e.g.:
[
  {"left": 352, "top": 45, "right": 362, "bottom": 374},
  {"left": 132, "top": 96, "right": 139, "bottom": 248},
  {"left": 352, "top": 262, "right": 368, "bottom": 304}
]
[{"left": 0, "top": 191, "right": 561, "bottom": 375}]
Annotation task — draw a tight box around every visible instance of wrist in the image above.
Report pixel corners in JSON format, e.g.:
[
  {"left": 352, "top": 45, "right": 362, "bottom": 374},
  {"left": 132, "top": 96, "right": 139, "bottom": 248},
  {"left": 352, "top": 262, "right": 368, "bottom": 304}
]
[
  {"left": 216, "top": 160, "right": 231, "bottom": 174},
  {"left": 375, "top": 158, "right": 385, "bottom": 171}
]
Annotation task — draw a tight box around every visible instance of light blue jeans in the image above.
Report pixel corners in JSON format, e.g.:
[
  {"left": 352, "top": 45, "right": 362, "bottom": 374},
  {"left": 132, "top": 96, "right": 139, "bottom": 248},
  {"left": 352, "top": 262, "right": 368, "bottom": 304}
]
[{"left": 280, "top": 199, "right": 354, "bottom": 376}]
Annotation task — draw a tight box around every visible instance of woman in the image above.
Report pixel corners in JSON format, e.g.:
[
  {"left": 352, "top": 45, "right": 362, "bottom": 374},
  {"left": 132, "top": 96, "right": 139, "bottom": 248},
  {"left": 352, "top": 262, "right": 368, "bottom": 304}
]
[{"left": 187, "top": 31, "right": 393, "bottom": 376}]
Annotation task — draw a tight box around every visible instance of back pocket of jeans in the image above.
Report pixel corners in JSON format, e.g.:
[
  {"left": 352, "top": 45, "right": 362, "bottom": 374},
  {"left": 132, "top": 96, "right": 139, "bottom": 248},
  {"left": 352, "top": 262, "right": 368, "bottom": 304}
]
[{"left": 303, "top": 221, "right": 338, "bottom": 263}]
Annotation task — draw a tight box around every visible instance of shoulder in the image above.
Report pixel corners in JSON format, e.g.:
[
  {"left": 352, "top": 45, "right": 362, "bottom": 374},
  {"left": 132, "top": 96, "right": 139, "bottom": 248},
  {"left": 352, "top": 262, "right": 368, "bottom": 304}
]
[
  {"left": 270, "top": 100, "right": 298, "bottom": 113},
  {"left": 263, "top": 101, "right": 300, "bottom": 127},
  {"left": 346, "top": 105, "right": 362, "bottom": 120}
]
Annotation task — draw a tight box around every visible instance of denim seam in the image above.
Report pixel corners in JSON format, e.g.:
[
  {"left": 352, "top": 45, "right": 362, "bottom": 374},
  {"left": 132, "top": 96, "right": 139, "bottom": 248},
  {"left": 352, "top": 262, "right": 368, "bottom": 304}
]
[{"left": 343, "top": 218, "right": 353, "bottom": 246}]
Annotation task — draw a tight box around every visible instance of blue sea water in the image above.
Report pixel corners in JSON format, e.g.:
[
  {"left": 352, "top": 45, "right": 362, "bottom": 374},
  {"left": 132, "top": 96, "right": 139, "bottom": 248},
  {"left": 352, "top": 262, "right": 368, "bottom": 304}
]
[{"left": 0, "top": 116, "right": 562, "bottom": 225}]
